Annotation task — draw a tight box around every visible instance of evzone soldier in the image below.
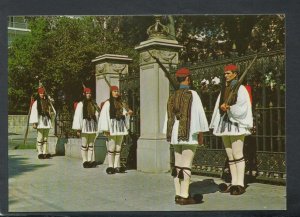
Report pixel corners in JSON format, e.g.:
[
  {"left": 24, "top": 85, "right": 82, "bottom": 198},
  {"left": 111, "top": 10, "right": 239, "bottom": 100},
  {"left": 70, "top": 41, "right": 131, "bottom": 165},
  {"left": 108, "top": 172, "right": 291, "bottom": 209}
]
[
  {"left": 98, "top": 86, "right": 133, "bottom": 175},
  {"left": 29, "top": 87, "right": 56, "bottom": 159},
  {"left": 163, "top": 68, "right": 209, "bottom": 205},
  {"left": 210, "top": 64, "right": 253, "bottom": 195},
  {"left": 72, "top": 87, "right": 99, "bottom": 168}
]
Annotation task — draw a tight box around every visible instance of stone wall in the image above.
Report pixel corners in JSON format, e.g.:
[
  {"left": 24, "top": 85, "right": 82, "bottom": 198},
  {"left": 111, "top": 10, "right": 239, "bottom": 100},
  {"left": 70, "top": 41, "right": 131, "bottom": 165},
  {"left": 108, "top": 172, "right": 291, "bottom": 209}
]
[
  {"left": 8, "top": 115, "right": 32, "bottom": 135},
  {"left": 8, "top": 115, "right": 55, "bottom": 135}
]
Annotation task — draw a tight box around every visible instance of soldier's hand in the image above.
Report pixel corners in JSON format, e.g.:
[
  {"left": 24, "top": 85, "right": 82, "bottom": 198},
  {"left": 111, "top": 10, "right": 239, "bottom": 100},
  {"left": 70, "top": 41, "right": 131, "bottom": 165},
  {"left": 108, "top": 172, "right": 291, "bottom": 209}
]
[
  {"left": 220, "top": 103, "right": 230, "bottom": 112},
  {"left": 127, "top": 110, "right": 133, "bottom": 116},
  {"left": 198, "top": 132, "right": 203, "bottom": 146},
  {"left": 48, "top": 95, "right": 55, "bottom": 102},
  {"left": 33, "top": 124, "right": 37, "bottom": 129},
  {"left": 76, "top": 131, "right": 81, "bottom": 137}
]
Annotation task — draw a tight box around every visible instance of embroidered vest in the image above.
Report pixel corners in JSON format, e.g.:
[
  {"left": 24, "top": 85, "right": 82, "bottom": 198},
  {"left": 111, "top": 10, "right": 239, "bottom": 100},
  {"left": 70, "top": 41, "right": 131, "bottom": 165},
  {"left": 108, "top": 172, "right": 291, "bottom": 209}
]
[
  {"left": 82, "top": 99, "right": 96, "bottom": 121},
  {"left": 37, "top": 97, "right": 50, "bottom": 119},
  {"left": 166, "top": 89, "right": 193, "bottom": 142}
]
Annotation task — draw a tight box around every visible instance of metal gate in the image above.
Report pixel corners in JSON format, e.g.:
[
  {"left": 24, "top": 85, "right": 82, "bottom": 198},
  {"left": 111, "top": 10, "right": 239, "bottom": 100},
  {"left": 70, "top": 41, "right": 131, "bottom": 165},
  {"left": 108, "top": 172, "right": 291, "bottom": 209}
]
[
  {"left": 54, "top": 50, "right": 285, "bottom": 184},
  {"left": 119, "top": 70, "right": 140, "bottom": 169},
  {"left": 170, "top": 49, "right": 286, "bottom": 184}
]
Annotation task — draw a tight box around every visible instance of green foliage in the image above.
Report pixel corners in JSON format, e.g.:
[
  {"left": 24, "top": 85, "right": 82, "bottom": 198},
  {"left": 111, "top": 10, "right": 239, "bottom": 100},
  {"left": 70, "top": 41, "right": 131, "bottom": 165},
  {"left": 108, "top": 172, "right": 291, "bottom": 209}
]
[
  {"left": 9, "top": 15, "right": 284, "bottom": 114},
  {"left": 8, "top": 16, "right": 143, "bottom": 113}
]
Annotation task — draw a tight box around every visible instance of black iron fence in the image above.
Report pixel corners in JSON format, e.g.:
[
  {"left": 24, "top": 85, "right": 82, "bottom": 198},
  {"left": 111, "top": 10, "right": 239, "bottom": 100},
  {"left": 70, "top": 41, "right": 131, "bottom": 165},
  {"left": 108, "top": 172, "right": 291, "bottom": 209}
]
[
  {"left": 54, "top": 104, "right": 77, "bottom": 138},
  {"left": 54, "top": 50, "right": 285, "bottom": 184},
  {"left": 119, "top": 71, "right": 140, "bottom": 169},
  {"left": 170, "top": 49, "right": 286, "bottom": 184}
]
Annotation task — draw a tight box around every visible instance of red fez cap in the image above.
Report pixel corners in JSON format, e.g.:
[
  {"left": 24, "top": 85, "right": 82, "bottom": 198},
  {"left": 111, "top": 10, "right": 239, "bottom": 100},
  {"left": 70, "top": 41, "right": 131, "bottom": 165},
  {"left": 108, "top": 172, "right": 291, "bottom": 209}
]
[
  {"left": 224, "top": 64, "right": 238, "bottom": 72},
  {"left": 83, "top": 87, "right": 92, "bottom": 93},
  {"left": 38, "top": 87, "right": 45, "bottom": 94},
  {"left": 175, "top": 68, "right": 191, "bottom": 77},
  {"left": 111, "top": 86, "right": 119, "bottom": 91}
]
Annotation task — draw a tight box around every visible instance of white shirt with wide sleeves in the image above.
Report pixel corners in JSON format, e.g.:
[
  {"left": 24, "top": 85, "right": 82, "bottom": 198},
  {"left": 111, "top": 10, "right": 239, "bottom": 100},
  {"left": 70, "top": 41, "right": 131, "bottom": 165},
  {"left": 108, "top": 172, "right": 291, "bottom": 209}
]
[
  {"left": 98, "top": 101, "right": 129, "bottom": 136},
  {"left": 72, "top": 102, "right": 99, "bottom": 134},
  {"left": 29, "top": 100, "right": 52, "bottom": 129},
  {"left": 209, "top": 85, "right": 253, "bottom": 136}
]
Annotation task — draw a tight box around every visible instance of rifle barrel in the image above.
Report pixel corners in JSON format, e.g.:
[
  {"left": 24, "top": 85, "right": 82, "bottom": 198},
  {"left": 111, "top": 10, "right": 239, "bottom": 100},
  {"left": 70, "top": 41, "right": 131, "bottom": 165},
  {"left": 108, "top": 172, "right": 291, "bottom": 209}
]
[{"left": 147, "top": 51, "right": 178, "bottom": 90}]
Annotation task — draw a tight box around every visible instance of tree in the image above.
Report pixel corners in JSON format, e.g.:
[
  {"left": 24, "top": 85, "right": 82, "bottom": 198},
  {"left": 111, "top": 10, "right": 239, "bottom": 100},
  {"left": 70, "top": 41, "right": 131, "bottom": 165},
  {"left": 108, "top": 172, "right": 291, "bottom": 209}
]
[
  {"left": 9, "top": 15, "right": 284, "bottom": 114},
  {"left": 8, "top": 16, "right": 143, "bottom": 113}
]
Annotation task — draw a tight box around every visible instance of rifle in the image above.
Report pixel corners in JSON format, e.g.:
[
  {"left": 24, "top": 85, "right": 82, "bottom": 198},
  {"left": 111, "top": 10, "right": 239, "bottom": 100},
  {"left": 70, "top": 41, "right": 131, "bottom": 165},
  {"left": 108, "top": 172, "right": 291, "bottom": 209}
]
[
  {"left": 146, "top": 51, "right": 179, "bottom": 90},
  {"left": 47, "top": 96, "right": 56, "bottom": 117},
  {"left": 103, "top": 76, "right": 111, "bottom": 89},
  {"left": 23, "top": 95, "right": 34, "bottom": 145},
  {"left": 225, "top": 54, "right": 258, "bottom": 106}
]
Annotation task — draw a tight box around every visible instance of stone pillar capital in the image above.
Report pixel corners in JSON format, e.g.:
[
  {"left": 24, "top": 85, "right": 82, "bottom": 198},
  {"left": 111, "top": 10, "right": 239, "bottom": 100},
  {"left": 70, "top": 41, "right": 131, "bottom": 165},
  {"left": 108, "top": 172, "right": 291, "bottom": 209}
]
[
  {"left": 135, "top": 38, "right": 183, "bottom": 66},
  {"left": 92, "top": 54, "right": 132, "bottom": 105},
  {"left": 92, "top": 54, "right": 132, "bottom": 76}
]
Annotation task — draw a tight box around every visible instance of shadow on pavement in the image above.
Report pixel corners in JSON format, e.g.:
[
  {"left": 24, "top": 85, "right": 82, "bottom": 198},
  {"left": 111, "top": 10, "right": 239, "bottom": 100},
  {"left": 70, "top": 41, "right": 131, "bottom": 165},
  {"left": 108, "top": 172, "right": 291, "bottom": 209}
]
[
  {"left": 9, "top": 154, "right": 50, "bottom": 179},
  {"left": 189, "top": 178, "right": 220, "bottom": 196},
  {"left": 8, "top": 198, "right": 18, "bottom": 206}
]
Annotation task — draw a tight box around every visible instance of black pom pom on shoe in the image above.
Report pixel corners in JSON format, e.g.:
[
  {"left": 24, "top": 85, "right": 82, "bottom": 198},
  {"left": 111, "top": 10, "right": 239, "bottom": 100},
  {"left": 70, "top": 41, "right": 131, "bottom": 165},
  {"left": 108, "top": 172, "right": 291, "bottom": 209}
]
[
  {"left": 114, "top": 167, "right": 126, "bottom": 173},
  {"left": 44, "top": 154, "right": 51, "bottom": 159},
  {"left": 230, "top": 185, "right": 245, "bottom": 195},
  {"left": 90, "top": 161, "right": 97, "bottom": 168},
  {"left": 175, "top": 195, "right": 181, "bottom": 204},
  {"left": 106, "top": 167, "right": 115, "bottom": 174},
  {"left": 83, "top": 161, "right": 90, "bottom": 168},
  {"left": 219, "top": 183, "right": 228, "bottom": 192}
]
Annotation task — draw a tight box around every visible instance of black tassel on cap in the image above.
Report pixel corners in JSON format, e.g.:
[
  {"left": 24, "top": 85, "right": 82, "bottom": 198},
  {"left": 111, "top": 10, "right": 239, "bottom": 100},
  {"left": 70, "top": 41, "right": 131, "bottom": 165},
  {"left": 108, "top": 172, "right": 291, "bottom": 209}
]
[
  {"left": 171, "top": 166, "right": 178, "bottom": 177},
  {"left": 178, "top": 169, "right": 184, "bottom": 179}
]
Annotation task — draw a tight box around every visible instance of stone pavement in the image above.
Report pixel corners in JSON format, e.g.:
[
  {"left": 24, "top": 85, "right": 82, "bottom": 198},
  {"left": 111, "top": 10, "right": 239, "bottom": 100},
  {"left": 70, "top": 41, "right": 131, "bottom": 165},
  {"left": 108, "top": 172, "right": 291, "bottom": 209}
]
[
  {"left": 8, "top": 132, "right": 36, "bottom": 150},
  {"left": 8, "top": 149, "right": 286, "bottom": 213}
]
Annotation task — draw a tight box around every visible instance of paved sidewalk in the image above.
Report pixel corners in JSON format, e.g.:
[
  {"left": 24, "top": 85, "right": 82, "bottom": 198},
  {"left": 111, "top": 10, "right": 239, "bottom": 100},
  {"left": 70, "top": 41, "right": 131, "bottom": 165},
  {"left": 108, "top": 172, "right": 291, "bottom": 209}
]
[
  {"left": 8, "top": 149, "right": 286, "bottom": 212},
  {"left": 8, "top": 132, "right": 36, "bottom": 150}
]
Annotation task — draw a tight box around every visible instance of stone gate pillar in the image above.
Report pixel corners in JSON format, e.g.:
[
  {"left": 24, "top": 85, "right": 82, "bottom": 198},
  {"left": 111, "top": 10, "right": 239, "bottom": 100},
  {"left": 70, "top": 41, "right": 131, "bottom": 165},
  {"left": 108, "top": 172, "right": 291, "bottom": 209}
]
[
  {"left": 92, "top": 54, "right": 132, "bottom": 105},
  {"left": 135, "top": 17, "right": 183, "bottom": 172},
  {"left": 91, "top": 54, "right": 132, "bottom": 164}
]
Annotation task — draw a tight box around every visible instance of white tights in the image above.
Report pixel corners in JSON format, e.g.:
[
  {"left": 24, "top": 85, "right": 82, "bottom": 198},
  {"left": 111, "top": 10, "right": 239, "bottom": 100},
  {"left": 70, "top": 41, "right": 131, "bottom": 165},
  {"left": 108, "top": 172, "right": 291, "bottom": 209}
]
[
  {"left": 222, "top": 135, "right": 245, "bottom": 187},
  {"left": 81, "top": 133, "right": 97, "bottom": 163},
  {"left": 107, "top": 136, "right": 123, "bottom": 168},
  {"left": 173, "top": 145, "right": 197, "bottom": 198}
]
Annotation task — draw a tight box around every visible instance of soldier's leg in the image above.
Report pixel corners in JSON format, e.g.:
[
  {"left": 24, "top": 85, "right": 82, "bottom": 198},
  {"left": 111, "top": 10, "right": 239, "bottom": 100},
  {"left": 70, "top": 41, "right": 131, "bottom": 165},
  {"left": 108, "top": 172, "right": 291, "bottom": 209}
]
[
  {"left": 87, "top": 133, "right": 97, "bottom": 166},
  {"left": 231, "top": 135, "right": 246, "bottom": 190},
  {"left": 179, "top": 145, "right": 197, "bottom": 199},
  {"left": 42, "top": 129, "right": 51, "bottom": 158},
  {"left": 106, "top": 136, "right": 116, "bottom": 174},
  {"left": 81, "top": 133, "right": 89, "bottom": 168},
  {"left": 113, "top": 136, "right": 123, "bottom": 170},
  {"left": 223, "top": 136, "right": 238, "bottom": 186},
  {"left": 36, "top": 129, "right": 44, "bottom": 159},
  {"left": 173, "top": 145, "right": 183, "bottom": 200}
]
